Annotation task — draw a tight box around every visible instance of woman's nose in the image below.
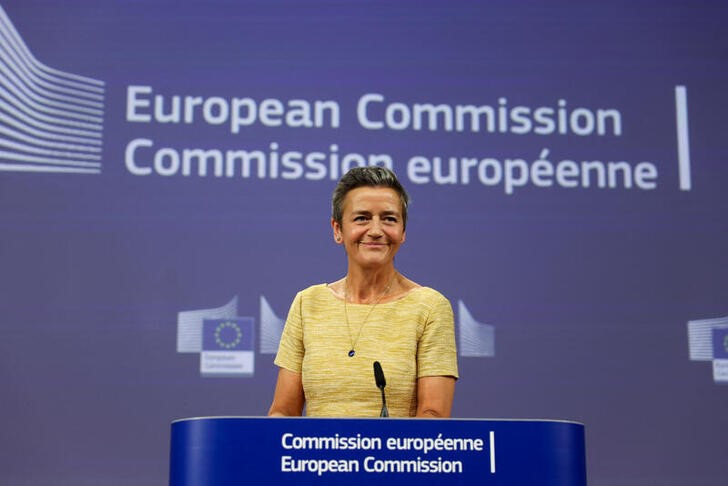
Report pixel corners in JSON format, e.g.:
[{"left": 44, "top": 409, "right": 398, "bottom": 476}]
[{"left": 368, "top": 219, "right": 384, "bottom": 236}]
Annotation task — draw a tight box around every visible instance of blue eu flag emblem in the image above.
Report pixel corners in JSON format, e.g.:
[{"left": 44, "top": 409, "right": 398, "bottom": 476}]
[
  {"left": 203, "top": 319, "right": 253, "bottom": 351},
  {"left": 200, "top": 318, "right": 255, "bottom": 377}
]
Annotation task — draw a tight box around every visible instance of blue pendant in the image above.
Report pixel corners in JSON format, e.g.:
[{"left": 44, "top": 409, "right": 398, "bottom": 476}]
[{"left": 348, "top": 350, "right": 355, "bottom": 357}]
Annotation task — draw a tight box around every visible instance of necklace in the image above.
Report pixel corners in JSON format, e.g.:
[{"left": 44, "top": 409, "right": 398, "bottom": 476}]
[{"left": 343, "top": 274, "right": 395, "bottom": 358}]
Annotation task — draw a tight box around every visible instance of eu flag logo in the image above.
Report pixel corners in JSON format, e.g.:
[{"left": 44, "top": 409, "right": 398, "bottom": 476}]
[
  {"left": 203, "top": 319, "right": 253, "bottom": 351},
  {"left": 200, "top": 318, "right": 255, "bottom": 377}
]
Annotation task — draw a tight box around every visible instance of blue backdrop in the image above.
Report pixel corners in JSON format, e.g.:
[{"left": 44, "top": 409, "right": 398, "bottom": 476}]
[{"left": 1, "top": 1, "right": 726, "bottom": 484}]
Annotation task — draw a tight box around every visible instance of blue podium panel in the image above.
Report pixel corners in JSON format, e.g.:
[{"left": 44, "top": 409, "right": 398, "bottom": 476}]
[{"left": 169, "top": 417, "right": 586, "bottom": 485}]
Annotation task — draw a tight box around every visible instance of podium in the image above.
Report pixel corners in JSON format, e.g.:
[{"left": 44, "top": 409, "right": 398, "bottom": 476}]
[{"left": 170, "top": 417, "right": 586, "bottom": 485}]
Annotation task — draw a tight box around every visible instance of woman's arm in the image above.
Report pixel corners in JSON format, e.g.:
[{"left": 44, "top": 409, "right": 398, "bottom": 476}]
[
  {"left": 268, "top": 368, "right": 305, "bottom": 416},
  {"left": 415, "top": 375, "right": 456, "bottom": 418}
]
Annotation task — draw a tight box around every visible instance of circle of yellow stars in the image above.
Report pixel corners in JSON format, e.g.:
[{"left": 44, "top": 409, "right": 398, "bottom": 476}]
[{"left": 214, "top": 321, "right": 242, "bottom": 349}]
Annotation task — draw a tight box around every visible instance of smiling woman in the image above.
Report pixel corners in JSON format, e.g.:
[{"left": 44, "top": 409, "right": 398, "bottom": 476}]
[
  {"left": 268, "top": 166, "right": 458, "bottom": 418},
  {"left": 333, "top": 186, "right": 406, "bottom": 272}
]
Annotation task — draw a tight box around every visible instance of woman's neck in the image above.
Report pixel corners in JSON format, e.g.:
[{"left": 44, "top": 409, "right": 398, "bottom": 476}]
[{"left": 345, "top": 267, "right": 398, "bottom": 304}]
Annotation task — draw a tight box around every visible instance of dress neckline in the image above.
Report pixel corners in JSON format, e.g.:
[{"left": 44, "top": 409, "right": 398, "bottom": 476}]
[{"left": 324, "top": 282, "right": 424, "bottom": 305}]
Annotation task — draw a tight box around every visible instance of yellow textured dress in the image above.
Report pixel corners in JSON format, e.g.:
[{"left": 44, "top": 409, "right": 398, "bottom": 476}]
[{"left": 274, "top": 284, "right": 459, "bottom": 417}]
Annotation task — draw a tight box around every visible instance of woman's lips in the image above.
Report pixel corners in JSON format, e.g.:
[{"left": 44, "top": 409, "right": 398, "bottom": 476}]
[{"left": 360, "top": 242, "right": 387, "bottom": 248}]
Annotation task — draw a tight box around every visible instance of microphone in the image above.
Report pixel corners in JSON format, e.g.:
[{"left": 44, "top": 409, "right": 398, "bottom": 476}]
[{"left": 373, "top": 361, "right": 389, "bottom": 417}]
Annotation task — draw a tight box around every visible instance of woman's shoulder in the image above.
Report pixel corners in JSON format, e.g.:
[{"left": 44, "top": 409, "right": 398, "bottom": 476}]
[
  {"left": 385, "top": 274, "right": 450, "bottom": 306},
  {"left": 405, "top": 286, "right": 451, "bottom": 305},
  {"left": 296, "top": 283, "right": 338, "bottom": 301}
]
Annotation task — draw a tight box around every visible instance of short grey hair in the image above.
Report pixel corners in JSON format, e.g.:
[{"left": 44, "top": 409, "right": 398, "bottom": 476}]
[{"left": 331, "top": 166, "right": 410, "bottom": 229}]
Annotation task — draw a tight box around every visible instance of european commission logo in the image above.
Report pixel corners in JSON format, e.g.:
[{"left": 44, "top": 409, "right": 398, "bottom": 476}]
[
  {"left": 201, "top": 318, "right": 254, "bottom": 377},
  {"left": 176, "top": 296, "right": 255, "bottom": 377},
  {"left": 0, "top": 6, "right": 105, "bottom": 174},
  {"left": 176, "top": 295, "right": 494, "bottom": 378},
  {"left": 687, "top": 316, "right": 728, "bottom": 384}
]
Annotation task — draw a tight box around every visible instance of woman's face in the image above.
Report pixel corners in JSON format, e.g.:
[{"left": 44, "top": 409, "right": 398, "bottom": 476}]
[{"left": 332, "top": 186, "right": 406, "bottom": 270}]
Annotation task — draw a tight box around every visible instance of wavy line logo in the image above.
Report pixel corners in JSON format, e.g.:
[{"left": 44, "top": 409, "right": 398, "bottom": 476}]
[
  {"left": 0, "top": 6, "right": 105, "bottom": 174},
  {"left": 687, "top": 315, "right": 728, "bottom": 384}
]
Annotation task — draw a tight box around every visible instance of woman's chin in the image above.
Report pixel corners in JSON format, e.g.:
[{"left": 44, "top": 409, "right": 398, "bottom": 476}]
[{"left": 355, "top": 255, "right": 395, "bottom": 269}]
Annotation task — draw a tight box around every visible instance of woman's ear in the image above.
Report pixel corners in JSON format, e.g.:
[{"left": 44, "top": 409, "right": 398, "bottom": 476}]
[{"left": 331, "top": 218, "right": 342, "bottom": 243}]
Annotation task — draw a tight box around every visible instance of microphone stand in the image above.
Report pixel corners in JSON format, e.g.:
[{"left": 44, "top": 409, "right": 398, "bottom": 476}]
[{"left": 378, "top": 386, "right": 389, "bottom": 418}]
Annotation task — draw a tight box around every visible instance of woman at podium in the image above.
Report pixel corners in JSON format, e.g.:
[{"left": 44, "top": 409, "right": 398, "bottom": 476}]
[{"left": 268, "top": 167, "right": 458, "bottom": 417}]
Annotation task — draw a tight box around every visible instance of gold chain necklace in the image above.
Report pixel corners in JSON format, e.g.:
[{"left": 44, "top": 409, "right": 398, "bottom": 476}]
[{"left": 344, "top": 275, "right": 395, "bottom": 358}]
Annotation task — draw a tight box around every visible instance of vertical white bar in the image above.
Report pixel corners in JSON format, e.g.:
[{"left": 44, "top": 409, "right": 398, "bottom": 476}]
[
  {"left": 489, "top": 431, "right": 496, "bottom": 473},
  {"left": 675, "top": 85, "right": 691, "bottom": 191}
]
